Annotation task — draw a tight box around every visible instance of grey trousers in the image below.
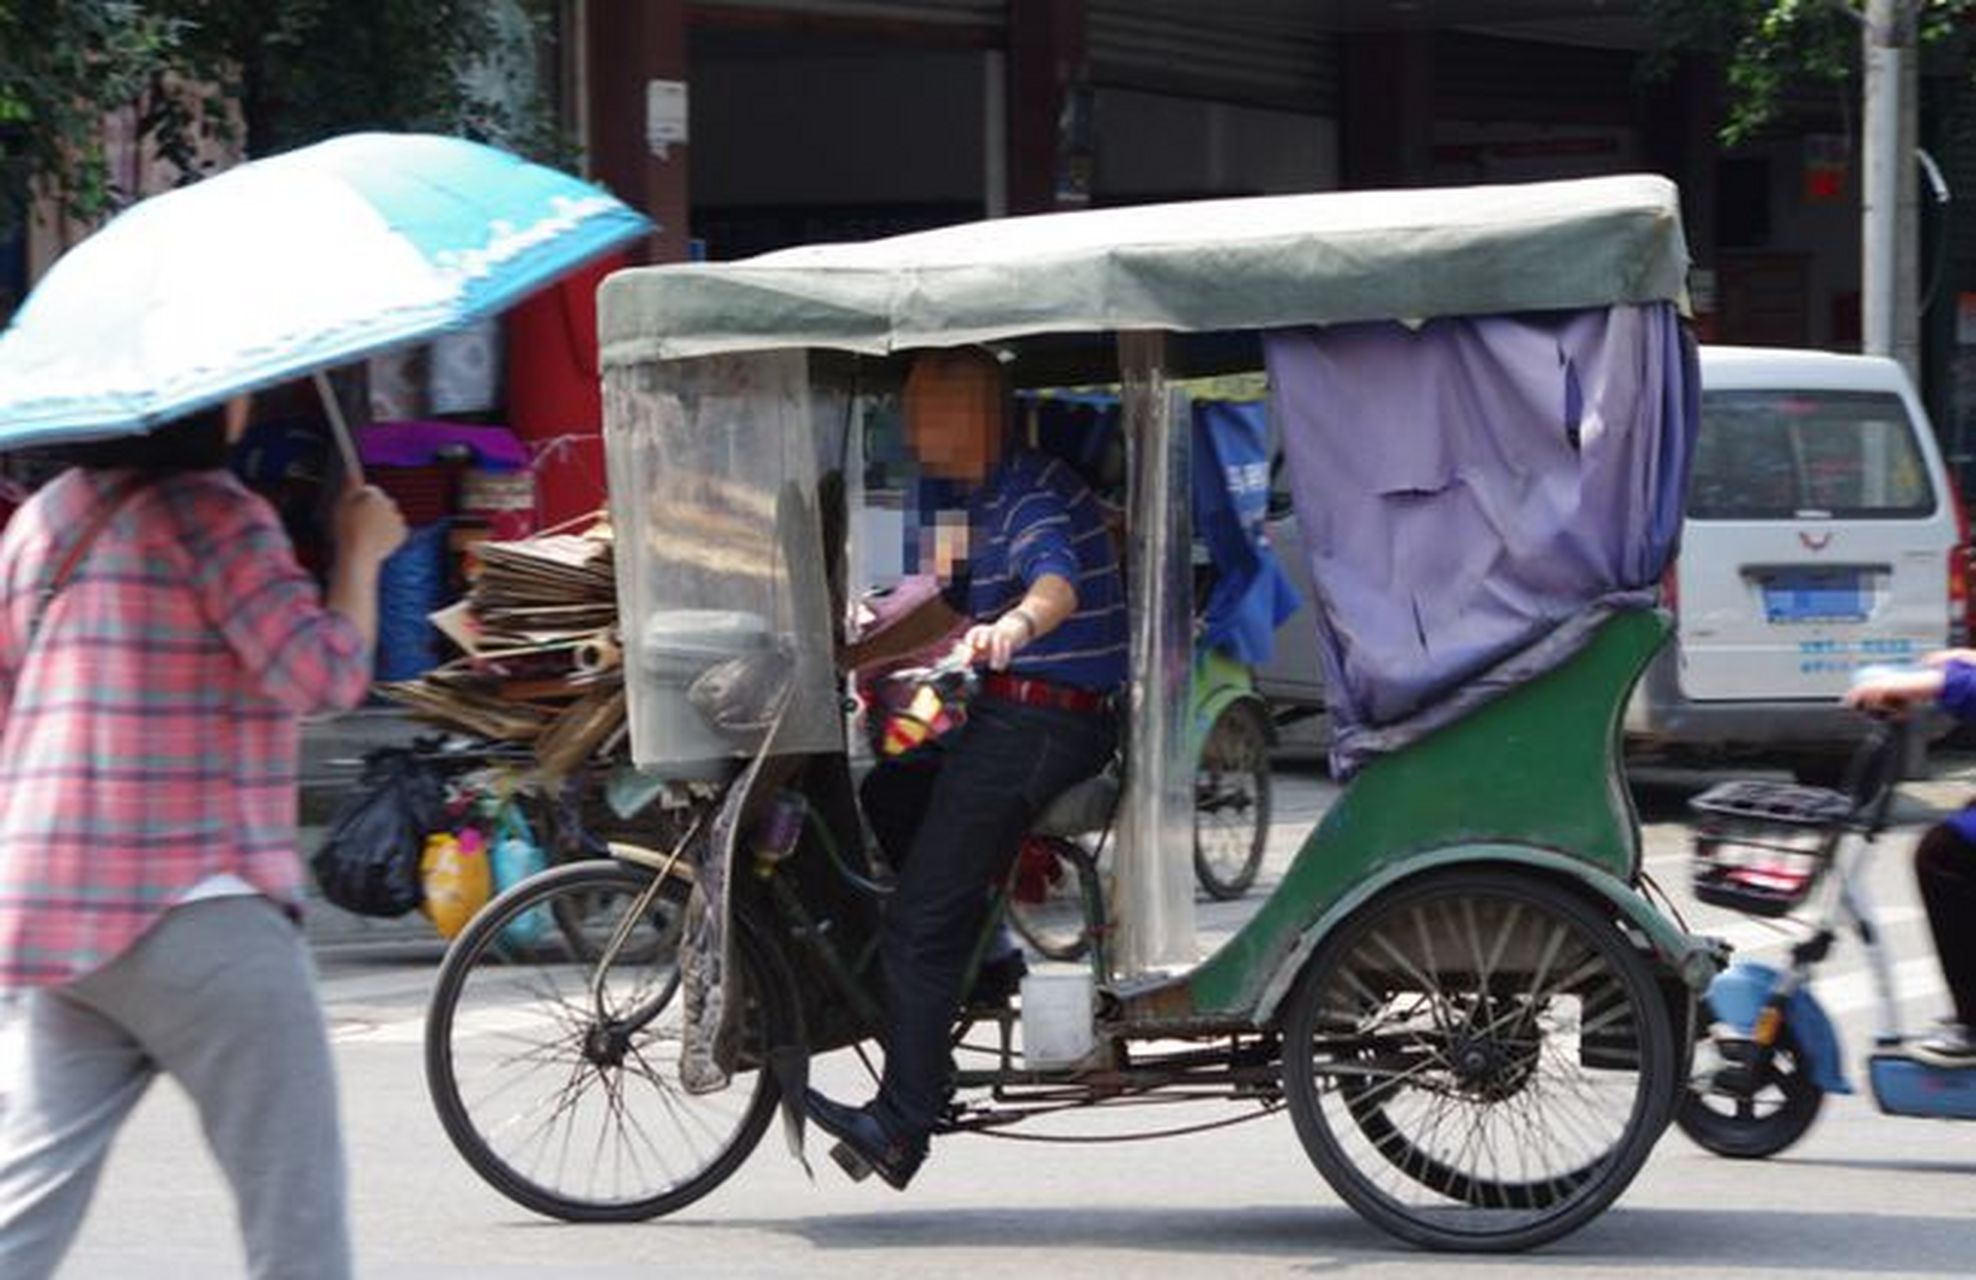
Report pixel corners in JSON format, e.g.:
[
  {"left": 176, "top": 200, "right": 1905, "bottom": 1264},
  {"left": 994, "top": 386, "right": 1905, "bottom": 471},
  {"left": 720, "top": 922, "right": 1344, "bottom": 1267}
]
[{"left": 0, "top": 896, "right": 350, "bottom": 1280}]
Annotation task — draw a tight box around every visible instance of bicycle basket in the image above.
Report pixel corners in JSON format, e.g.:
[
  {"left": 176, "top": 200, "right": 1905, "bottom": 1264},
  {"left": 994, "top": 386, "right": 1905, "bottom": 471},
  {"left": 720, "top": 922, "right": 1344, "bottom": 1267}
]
[{"left": 1688, "top": 780, "right": 1852, "bottom": 917}]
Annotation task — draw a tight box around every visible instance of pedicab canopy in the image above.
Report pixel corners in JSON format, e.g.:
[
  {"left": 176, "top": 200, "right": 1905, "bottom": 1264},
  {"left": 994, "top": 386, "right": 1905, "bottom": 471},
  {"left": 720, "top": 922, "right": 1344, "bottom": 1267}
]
[
  {"left": 599, "top": 173, "right": 1693, "bottom": 771},
  {"left": 600, "top": 174, "right": 1695, "bottom": 989},
  {"left": 599, "top": 174, "right": 1685, "bottom": 362}
]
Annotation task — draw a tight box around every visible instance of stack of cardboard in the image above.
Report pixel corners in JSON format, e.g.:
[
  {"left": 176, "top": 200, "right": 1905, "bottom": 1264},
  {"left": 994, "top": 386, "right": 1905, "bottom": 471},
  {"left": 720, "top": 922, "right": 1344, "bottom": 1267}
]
[{"left": 378, "top": 518, "right": 626, "bottom": 775}]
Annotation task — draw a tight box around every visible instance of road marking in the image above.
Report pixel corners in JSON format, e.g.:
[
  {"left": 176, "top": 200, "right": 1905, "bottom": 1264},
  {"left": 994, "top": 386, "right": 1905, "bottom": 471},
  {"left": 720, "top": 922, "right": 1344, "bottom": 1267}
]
[
  {"left": 336, "top": 1003, "right": 561, "bottom": 1046},
  {"left": 1806, "top": 955, "right": 1946, "bottom": 1019},
  {"left": 1686, "top": 904, "right": 1929, "bottom": 956},
  {"left": 319, "top": 969, "right": 439, "bottom": 1003}
]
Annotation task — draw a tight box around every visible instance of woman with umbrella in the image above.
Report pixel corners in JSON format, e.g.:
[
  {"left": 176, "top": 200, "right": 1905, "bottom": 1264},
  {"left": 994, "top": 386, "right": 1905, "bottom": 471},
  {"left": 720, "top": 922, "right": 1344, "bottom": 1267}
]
[
  {"left": 0, "top": 396, "right": 405, "bottom": 1279},
  {"left": 0, "top": 132, "right": 653, "bottom": 1277}
]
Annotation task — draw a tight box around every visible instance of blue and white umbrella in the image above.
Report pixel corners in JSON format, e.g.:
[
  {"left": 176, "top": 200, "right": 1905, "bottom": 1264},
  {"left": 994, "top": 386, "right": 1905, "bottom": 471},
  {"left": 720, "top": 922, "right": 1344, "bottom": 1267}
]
[{"left": 0, "top": 132, "right": 653, "bottom": 460}]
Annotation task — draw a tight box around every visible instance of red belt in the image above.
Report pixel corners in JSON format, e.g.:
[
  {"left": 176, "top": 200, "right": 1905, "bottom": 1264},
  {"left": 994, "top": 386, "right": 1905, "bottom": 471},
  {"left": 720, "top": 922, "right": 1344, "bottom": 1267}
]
[{"left": 980, "top": 672, "right": 1112, "bottom": 715}]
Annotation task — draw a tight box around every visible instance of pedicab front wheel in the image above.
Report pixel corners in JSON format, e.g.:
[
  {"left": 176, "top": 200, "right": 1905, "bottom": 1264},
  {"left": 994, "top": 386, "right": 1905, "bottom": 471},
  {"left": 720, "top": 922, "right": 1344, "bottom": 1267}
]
[
  {"left": 424, "top": 861, "right": 782, "bottom": 1222},
  {"left": 1280, "top": 869, "right": 1676, "bottom": 1252}
]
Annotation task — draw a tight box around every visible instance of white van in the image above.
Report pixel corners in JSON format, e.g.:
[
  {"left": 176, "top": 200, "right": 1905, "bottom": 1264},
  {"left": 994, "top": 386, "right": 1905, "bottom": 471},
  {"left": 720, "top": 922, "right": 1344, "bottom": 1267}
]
[
  {"left": 1257, "top": 345, "right": 1968, "bottom": 780},
  {"left": 1625, "top": 346, "right": 1965, "bottom": 781}
]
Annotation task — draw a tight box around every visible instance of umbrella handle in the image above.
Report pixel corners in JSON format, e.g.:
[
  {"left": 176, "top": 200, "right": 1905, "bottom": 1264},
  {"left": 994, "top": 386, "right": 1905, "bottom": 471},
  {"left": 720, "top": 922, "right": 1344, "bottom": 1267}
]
[{"left": 312, "top": 371, "right": 365, "bottom": 483}]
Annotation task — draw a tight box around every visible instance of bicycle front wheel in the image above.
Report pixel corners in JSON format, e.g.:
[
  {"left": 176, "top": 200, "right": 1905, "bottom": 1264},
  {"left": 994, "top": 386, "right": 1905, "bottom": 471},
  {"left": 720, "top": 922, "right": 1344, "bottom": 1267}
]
[
  {"left": 1676, "top": 1004, "right": 1824, "bottom": 1159},
  {"left": 424, "top": 861, "right": 781, "bottom": 1222},
  {"left": 1004, "top": 835, "right": 1104, "bottom": 962},
  {"left": 1193, "top": 699, "right": 1272, "bottom": 900}
]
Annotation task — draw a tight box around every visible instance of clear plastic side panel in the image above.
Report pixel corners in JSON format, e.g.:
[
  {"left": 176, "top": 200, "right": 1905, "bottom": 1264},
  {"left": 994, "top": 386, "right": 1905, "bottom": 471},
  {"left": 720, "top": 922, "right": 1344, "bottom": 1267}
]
[{"left": 604, "top": 351, "right": 843, "bottom": 777}]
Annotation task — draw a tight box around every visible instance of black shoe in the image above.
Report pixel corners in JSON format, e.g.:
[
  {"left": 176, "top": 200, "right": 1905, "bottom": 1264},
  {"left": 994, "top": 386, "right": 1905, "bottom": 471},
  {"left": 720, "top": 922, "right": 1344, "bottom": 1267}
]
[
  {"left": 804, "top": 1090, "right": 926, "bottom": 1191},
  {"left": 967, "top": 950, "right": 1027, "bottom": 1008}
]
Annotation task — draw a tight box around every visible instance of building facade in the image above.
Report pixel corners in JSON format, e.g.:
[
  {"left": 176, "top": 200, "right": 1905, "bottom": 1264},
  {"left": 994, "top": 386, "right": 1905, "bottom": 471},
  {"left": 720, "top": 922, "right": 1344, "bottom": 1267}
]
[{"left": 568, "top": 0, "right": 1976, "bottom": 481}]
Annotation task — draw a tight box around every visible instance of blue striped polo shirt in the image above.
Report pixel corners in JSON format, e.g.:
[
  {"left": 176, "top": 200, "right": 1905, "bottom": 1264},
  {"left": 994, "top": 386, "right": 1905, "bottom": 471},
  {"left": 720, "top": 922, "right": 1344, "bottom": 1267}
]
[{"left": 941, "top": 450, "right": 1127, "bottom": 693}]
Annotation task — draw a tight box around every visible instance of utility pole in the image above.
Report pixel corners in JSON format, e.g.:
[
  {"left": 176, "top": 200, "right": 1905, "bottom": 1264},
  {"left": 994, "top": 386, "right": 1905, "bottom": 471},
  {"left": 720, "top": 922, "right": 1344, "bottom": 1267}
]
[{"left": 1862, "top": 0, "right": 1920, "bottom": 376}]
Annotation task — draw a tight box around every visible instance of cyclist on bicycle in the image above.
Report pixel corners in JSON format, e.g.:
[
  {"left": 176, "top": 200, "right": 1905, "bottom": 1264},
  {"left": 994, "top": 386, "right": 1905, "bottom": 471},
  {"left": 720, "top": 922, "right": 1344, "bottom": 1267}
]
[
  {"left": 807, "top": 346, "right": 1126, "bottom": 1188},
  {"left": 1845, "top": 652, "right": 1976, "bottom": 1067}
]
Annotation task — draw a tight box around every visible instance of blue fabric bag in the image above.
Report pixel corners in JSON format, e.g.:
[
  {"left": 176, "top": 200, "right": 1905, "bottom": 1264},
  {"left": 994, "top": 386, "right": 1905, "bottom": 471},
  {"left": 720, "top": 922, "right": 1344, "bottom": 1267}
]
[{"left": 1190, "top": 399, "right": 1300, "bottom": 665}]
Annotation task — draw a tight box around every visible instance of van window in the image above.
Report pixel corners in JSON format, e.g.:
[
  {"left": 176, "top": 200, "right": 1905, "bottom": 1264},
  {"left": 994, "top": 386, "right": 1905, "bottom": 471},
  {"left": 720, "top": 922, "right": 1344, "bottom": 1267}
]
[{"left": 1688, "top": 389, "right": 1935, "bottom": 520}]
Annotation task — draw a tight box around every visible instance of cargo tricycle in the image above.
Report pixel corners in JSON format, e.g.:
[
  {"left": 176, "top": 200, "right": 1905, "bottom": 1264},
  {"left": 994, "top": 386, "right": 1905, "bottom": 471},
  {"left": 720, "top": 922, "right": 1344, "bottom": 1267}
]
[{"left": 424, "top": 175, "right": 1720, "bottom": 1252}]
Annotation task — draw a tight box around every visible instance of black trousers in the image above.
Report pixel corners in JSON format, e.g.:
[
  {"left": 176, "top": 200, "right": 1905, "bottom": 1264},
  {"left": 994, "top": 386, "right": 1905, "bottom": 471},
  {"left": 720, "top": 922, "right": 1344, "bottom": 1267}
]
[
  {"left": 1915, "top": 821, "right": 1976, "bottom": 1027},
  {"left": 858, "top": 695, "right": 1116, "bottom": 1138}
]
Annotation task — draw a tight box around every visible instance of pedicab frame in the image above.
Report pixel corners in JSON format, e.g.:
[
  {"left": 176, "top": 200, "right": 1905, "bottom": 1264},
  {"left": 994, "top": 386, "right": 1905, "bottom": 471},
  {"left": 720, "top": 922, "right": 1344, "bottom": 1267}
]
[{"left": 430, "top": 175, "right": 1722, "bottom": 1253}]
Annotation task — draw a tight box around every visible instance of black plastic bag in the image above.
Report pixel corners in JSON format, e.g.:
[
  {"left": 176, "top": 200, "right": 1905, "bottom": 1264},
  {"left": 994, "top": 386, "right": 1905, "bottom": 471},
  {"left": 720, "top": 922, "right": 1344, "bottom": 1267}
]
[{"left": 310, "top": 746, "right": 446, "bottom": 917}]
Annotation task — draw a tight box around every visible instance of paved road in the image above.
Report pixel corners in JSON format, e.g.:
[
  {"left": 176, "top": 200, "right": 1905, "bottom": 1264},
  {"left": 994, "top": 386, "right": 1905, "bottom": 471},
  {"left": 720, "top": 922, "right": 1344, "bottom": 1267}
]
[{"left": 55, "top": 756, "right": 1976, "bottom": 1278}]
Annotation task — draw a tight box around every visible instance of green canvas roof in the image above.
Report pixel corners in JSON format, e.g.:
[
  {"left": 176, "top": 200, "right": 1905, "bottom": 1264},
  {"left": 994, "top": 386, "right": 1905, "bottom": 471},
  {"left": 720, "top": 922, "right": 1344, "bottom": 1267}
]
[{"left": 599, "top": 173, "right": 1689, "bottom": 364}]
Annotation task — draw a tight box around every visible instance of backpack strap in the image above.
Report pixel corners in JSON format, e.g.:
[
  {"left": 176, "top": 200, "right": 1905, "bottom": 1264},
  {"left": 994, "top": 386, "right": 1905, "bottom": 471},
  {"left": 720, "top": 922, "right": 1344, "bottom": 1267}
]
[{"left": 29, "top": 473, "right": 151, "bottom": 643}]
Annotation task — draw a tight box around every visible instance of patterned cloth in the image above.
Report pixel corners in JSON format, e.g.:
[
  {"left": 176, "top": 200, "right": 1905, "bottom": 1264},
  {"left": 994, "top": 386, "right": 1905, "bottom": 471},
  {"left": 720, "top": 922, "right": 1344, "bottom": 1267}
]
[
  {"left": 0, "top": 468, "right": 370, "bottom": 987},
  {"left": 940, "top": 449, "right": 1127, "bottom": 693}
]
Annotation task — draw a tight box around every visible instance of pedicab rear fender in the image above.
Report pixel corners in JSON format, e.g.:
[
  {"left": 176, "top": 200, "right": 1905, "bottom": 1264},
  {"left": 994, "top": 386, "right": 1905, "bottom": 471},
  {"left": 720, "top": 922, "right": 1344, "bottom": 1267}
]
[
  {"left": 1180, "top": 609, "right": 1721, "bottom": 1026},
  {"left": 1241, "top": 845, "right": 1722, "bottom": 1028}
]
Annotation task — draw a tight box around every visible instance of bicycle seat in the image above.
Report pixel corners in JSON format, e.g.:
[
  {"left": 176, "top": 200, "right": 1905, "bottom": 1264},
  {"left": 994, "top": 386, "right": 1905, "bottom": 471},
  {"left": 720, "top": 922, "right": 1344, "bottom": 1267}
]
[{"left": 1031, "top": 771, "right": 1121, "bottom": 838}]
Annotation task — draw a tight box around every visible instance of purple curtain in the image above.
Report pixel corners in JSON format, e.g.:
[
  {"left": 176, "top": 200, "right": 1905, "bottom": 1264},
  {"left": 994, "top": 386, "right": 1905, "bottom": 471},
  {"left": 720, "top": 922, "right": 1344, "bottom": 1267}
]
[{"left": 1264, "top": 302, "right": 1697, "bottom": 774}]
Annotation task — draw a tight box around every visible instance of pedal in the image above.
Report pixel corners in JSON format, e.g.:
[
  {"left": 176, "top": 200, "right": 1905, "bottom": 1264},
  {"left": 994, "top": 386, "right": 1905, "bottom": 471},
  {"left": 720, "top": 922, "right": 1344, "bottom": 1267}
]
[{"left": 828, "top": 1139, "right": 875, "bottom": 1182}]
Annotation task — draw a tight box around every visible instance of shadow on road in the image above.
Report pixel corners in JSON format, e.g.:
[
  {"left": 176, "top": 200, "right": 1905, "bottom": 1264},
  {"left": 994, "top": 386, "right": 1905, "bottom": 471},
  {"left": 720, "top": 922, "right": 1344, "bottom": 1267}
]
[
  {"left": 679, "top": 1202, "right": 1974, "bottom": 1270},
  {"left": 1626, "top": 769, "right": 1712, "bottom": 824},
  {"left": 1625, "top": 765, "right": 1958, "bottom": 829},
  {"left": 1760, "top": 1154, "right": 1976, "bottom": 1178}
]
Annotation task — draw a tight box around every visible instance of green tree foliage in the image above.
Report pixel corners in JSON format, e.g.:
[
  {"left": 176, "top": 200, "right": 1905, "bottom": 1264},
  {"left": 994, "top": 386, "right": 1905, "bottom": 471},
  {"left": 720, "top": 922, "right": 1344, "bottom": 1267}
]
[
  {"left": 0, "top": 2, "right": 186, "bottom": 232},
  {"left": 1643, "top": 0, "right": 1974, "bottom": 145},
  {"left": 0, "top": 0, "right": 563, "bottom": 236}
]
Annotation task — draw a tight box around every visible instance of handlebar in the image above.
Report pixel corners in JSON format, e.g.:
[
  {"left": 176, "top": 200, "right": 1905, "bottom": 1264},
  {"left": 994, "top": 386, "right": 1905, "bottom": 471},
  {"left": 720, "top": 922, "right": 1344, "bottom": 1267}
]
[
  {"left": 880, "top": 645, "right": 979, "bottom": 689},
  {"left": 1838, "top": 713, "right": 1908, "bottom": 836}
]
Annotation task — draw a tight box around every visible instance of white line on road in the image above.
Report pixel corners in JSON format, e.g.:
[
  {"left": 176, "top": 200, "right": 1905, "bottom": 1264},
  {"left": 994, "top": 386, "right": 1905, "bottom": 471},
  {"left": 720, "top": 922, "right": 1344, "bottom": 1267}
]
[{"left": 1688, "top": 904, "right": 1929, "bottom": 956}]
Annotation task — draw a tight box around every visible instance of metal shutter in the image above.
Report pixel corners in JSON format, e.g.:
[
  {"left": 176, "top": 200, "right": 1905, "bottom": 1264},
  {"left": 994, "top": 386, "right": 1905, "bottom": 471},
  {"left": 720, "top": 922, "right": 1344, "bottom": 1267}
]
[{"left": 1087, "top": 0, "right": 1338, "bottom": 114}]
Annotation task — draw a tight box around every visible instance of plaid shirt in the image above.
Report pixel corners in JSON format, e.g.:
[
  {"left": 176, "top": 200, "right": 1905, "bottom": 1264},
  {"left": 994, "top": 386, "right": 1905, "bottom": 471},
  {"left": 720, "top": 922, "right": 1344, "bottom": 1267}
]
[{"left": 0, "top": 468, "right": 370, "bottom": 987}]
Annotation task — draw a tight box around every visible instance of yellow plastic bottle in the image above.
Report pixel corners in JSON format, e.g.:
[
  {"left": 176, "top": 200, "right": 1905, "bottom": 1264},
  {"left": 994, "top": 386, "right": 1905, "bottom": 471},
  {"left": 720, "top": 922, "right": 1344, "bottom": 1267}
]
[{"left": 421, "top": 827, "right": 492, "bottom": 939}]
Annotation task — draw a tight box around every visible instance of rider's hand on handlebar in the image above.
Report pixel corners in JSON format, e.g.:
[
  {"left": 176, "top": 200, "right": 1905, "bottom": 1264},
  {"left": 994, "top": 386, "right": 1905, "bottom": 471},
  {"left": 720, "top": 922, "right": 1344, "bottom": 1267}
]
[
  {"left": 1843, "top": 665, "right": 1944, "bottom": 717},
  {"left": 964, "top": 609, "right": 1035, "bottom": 672}
]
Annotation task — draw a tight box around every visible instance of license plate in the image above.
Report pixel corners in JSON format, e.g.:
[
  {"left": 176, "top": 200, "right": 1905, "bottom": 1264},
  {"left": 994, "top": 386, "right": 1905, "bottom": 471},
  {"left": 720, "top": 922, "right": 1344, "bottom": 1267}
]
[{"left": 1761, "top": 569, "right": 1867, "bottom": 623}]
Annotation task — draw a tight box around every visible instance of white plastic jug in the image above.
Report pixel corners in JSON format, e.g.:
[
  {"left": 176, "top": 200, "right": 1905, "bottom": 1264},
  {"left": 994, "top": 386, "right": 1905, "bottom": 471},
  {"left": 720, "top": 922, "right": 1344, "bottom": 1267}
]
[{"left": 1019, "top": 969, "right": 1095, "bottom": 1068}]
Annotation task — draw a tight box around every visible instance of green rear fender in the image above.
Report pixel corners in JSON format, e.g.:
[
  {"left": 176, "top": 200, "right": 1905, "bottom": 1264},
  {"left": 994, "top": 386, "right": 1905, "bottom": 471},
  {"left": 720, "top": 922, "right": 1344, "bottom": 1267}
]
[
  {"left": 1187, "top": 608, "right": 1706, "bottom": 1020},
  {"left": 1243, "top": 843, "right": 1717, "bottom": 1026}
]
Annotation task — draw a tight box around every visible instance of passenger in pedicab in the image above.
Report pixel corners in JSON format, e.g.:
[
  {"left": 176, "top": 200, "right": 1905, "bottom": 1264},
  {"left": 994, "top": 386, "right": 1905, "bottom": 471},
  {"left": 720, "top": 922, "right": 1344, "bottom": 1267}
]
[{"left": 807, "top": 346, "right": 1127, "bottom": 1188}]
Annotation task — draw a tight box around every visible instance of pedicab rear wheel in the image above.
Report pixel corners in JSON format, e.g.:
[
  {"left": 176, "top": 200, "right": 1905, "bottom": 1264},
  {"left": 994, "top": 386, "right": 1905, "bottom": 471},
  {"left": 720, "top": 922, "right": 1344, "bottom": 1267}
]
[
  {"left": 1281, "top": 870, "right": 1675, "bottom": 1252},
  {"left": 425, "top": 861, "right": 782, "bottom": 1222}
]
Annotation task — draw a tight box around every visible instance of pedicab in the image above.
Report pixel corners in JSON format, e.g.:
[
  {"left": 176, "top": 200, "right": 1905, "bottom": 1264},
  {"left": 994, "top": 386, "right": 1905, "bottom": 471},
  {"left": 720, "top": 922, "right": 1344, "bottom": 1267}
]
[{"left": 423, "top": 174, "right": 1721, "bottom": 1252}]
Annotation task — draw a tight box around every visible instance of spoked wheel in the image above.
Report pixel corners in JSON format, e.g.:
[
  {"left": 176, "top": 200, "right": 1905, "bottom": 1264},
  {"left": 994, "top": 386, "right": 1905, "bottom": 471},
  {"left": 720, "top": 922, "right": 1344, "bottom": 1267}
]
[
  {"left": 1282, "top": 871, "right": 1675, "bottom": 1252},
  {"left": 425, "top": 861, "right": 781, "bottom": 1222},
  {"left": 1193, "top": 700, "right": 1272, "bottom": 900},
  {"left": 1004, "top": 834, "right": 1107, "bottom": 963},
  {"left": 1676, "top": 1006, "right": 1824, "bottom": 1159},
  {"left": 548, "top": 875, "right": 682, "bottom": 967}
]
